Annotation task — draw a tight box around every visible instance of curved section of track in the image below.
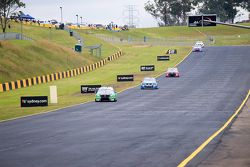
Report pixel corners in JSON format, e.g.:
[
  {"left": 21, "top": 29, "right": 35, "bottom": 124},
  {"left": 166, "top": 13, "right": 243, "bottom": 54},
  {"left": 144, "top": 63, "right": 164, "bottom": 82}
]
[{"left": 0, "top": 46, "right": 249, "bottom": 167}]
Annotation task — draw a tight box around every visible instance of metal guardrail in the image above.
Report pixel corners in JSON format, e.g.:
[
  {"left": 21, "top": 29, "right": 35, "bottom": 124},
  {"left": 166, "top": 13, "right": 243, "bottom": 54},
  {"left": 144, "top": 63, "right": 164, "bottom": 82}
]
[
  {"left": 85, "top": 44, "right": 102, "bottom": 57},
  {"left": 0, "top": 33, "right": 32, "bottom": 40},
  {"left": 204, "top": 20, "right": 250, "bottom": 29},
  {"left": 64, "top": 26, "right": 84, "bottom": 43},
  {"left": 64, "top": 26, "right": 103, "bottom": 56},
  {"left": 93, "top": 34, "right": 210, "bottom": 46}
]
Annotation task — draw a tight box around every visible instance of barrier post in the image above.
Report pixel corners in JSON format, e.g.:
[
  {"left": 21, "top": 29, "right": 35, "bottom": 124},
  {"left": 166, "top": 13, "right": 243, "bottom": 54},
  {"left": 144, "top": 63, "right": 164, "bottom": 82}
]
[{"left": 50, "top": 86, "right": 58, "bottom": 104}]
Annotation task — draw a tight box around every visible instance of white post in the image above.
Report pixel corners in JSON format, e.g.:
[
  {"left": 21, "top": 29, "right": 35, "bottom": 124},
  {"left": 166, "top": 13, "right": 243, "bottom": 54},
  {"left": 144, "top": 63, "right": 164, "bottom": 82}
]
[{"left": 50, "top": 86, "right": 58, "bottom": 104}]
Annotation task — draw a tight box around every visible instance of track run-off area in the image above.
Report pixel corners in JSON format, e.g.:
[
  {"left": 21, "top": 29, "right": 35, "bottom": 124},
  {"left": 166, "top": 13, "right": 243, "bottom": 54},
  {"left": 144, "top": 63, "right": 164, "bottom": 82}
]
[{"left": 0, "top": 46, "right": 249, "bottom": 167}]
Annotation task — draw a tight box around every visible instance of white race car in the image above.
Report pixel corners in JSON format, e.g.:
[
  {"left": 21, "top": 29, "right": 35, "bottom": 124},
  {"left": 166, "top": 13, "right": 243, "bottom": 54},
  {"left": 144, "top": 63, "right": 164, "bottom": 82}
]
[
  {"left": 195, "top": 41, "right": 205, "bottom": 48},
  {"left": 166, "top": 68, "right": 180, "bottom": 77},
  {"left": 192, "top": 45, "right": 203, "bottom": 52}
]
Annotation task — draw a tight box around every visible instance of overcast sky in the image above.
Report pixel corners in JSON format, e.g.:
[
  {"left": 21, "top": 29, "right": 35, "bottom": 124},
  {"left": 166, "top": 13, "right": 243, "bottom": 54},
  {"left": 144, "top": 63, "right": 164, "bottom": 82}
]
[
  {"left": 21, "top": 0, "right": 249, "bottom": 27},
  {"left": 21, "top": 0, "right": 158, "bottom": 28}
]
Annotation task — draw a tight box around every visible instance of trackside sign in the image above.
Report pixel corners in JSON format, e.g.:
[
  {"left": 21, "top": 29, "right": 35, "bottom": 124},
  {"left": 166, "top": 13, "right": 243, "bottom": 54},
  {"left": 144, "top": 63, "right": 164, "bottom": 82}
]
[
  {"left": 188, "top": 14, "right": 217, "bottom": 27},
  {"left": 166, "top": 49, "right": 177, "bottom": 54},
  {"left": 81, "top": 85, "right": 101, "bottom": 93},
  {"left": 21, "top": 96, "right": 48, "bottom": 107},
  {"left": 117, "top": 75, "right": 134, "bottom": 82},
  {"left": 140, "top": 65, "right": 155, "bottom": 71},
  {"left": 157, "top": 56, "right": 170, "bottom": 61}
]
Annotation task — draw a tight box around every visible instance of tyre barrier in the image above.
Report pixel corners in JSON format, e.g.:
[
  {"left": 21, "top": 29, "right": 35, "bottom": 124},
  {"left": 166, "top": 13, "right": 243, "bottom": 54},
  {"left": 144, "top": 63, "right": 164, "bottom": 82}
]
[{"left": 0, "top": 51, "right": 122, "bottom": 93}]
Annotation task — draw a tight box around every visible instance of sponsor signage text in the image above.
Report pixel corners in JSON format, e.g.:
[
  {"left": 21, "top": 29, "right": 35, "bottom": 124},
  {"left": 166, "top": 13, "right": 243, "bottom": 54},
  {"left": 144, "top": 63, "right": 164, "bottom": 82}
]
[
  {"left": 140, "top": 65, "right": 155, "bottom": 71},
  {"left": 21, "top": 96, "right": 48, "bottom": 107},
  {"left": 81, "top": 85, "right": 101, "bottom": 93},
  {"left": 188, "top": 14, "right": 217, "bottom": 27},
  {"left": 166, "top": 49, "right": 177, "bottom": 54},
  {"left": 117, "top": 75, "right": 134, "bottom": 82},
  {"left": 157, "top": 56, "right": 170, "bottom": 61}
]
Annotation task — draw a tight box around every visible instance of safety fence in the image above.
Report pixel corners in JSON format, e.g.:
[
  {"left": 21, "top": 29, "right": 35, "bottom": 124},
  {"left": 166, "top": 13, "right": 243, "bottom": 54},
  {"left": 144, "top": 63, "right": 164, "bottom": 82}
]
[
  {"left": 0, "top": 50, "right": 122, "bottom": 93},
  {"left": 20, "top": 21, "right": 123, "bottom": 31},
  {"left": 64, "top": 26, "right": 83, "bottom": 42},
  {"left": 21, "top": 21, "right": 93, "bottom": 30},
  {"left": 0, "top": 33, "right": 32, "bottom": 41},
  {"left": 93, "top": 34, "right": 210, "bottom": 46}
]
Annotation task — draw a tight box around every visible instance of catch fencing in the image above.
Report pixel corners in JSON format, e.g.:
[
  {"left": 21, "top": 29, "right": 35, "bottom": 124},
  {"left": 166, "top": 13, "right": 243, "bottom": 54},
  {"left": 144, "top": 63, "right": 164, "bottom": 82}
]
[
  {"left": 0, "top": 33, "right": 32, "bottom": 41},
  {"left": 64, "top": 26, "right": 84, "bottom": 42},
  {"left": 93, "top": 34, "right": 213, "bottom": 46}
]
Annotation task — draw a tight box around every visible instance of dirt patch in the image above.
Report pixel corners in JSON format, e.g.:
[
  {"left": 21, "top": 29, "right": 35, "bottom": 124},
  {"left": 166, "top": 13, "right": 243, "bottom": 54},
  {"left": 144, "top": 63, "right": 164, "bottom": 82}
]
[
  {"left": 131, "top": 45, "right": 152, "bottom": 48},
  {"left": 199, "top": 98, "right": 250, "bottom": 167}
]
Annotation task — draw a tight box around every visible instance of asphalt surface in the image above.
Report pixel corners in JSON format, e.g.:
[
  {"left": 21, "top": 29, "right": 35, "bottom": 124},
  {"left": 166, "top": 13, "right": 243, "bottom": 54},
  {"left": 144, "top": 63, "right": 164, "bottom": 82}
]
[
  {"left": 0, "top": 46, "right": 249, "bottom": 167},
  {"left": 199, "top": 99, "right": 250, "bottom": 167}
]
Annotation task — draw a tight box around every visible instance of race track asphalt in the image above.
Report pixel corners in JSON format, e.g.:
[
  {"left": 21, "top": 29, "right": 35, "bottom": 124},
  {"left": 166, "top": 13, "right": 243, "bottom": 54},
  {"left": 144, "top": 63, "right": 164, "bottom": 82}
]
[{"left": 0, "top": 46, "right": 249, "bottom": 167}]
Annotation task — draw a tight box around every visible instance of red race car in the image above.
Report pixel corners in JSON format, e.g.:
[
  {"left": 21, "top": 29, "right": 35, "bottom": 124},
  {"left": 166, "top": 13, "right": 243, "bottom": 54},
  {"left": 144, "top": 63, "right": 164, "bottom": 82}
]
[{"left": 166, "top": 68, "right": 180, "bottom": 77}]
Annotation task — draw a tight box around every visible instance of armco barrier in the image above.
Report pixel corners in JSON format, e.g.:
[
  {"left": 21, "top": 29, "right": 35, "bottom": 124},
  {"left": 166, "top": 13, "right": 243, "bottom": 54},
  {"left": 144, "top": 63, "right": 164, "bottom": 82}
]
[
  {"left": 0, "top": 51, "right": 122, "bottom": 93},
  {"left": 22, "top": 21, "right": 92, "bottom": 30}
]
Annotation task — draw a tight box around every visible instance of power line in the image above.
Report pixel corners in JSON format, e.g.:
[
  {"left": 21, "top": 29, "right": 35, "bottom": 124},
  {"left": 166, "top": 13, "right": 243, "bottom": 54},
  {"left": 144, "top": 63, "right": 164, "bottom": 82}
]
[{"left": 123, "top": 5, "right": 139, "bottom": 28}]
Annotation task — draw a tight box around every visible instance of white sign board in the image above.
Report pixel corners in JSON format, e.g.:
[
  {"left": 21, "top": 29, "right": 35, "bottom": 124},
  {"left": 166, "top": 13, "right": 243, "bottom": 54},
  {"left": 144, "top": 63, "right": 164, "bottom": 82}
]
[{"left": 50, "top": 86, "right": 58, "bottom": 104}]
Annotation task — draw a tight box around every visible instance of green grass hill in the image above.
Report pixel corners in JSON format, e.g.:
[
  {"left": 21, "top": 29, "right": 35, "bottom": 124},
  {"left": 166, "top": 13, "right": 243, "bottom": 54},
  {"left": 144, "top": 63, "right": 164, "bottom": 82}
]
[
  {"left": 0, "top": 22, "right": 119, "bottom": 83},
  {"left": 84, "top": 24, "right": 250, "bottom": 46}
]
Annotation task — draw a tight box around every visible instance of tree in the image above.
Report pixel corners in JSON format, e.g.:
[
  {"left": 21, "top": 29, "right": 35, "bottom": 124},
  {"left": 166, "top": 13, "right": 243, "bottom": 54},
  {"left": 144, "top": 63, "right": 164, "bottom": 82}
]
[
  {"left": 194, "top": 0, "right": 249, "bottom": 23},
  {"left": 169, "top": 0, "right": 194, "bottom": 25},
  {"left": 145, "top": 0, "right": 194, "bottom": 26},
  {"left": 0, "top": 0, "right": 25, "bottom": 33},
  {"left": 237, "top": 0, "right": 250, "bottom": 11},
  {"left": 145, "top": 0, "right": 171, "bottom": 26}
]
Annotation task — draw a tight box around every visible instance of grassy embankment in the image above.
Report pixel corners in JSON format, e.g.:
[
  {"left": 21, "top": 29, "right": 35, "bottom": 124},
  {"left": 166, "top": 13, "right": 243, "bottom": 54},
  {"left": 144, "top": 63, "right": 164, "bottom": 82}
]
[
  {"left": 196, "top": 24, "right": 250, "bottom": 45},
  {"left": 87, "top": 24, "right": 250, "bottom": 46},
  {"left": 0, "top": 23, "right": 118, "bottom": 83},
  {"left": 0, "top": 24, "right": 249, "bottom": 121}
]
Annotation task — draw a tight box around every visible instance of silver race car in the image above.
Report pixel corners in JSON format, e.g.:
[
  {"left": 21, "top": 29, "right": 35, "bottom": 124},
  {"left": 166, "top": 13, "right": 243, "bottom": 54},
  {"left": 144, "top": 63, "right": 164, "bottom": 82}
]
[
  {"left": 195, "top": 41, "right": 205, "bottom": 48},
  {"left": 141, "top": 77, "right": 159, "bottom": 89},
  {"left": 192, "top": 44, "right": 203, "bottom": 52}
]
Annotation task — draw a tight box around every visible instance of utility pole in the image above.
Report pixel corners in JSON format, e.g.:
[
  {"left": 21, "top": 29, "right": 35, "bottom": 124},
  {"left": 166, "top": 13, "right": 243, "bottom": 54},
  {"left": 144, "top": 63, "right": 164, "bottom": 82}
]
[
  {"left": 48, "top": 21, "right": 52, "bottom": 40},
  {"left": 76, "top": 14, "right": 79, "bottom": 26},
  {"left": 202, "top": 14, "right": 204, "bottom": 27},
  {"left": 164, "top": 1, "right": 167, "bottom": 26},
  {"left": 49, "top": 26, "right": 52, "bottom": 40},
  {"left": 21, "top": 19, "right": 23, "bottom": 40},
  {"left": 60, "top": 7, "right": 63, "bottom": 23},
  {"left": 80, "top": 16, "right": 82, "bottom": 25},
  {"left": 19, "top": 11, "right": 23, "bottom": 40},
  {"left": 123, "top": 5, "right": 139, "bottom": 28}
]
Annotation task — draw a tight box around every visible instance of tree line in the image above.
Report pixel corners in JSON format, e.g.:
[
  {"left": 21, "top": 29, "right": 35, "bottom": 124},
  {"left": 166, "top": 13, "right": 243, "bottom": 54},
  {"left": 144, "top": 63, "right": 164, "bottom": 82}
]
[
  {"left": 0, "top": 0, "right": 25, "bottom": 33},
  {"left": 0, "top": 0, "right": 249, "bottom": 34},
  {"left": 145, "top": 0, "right": 250, "bottom": 26}
]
